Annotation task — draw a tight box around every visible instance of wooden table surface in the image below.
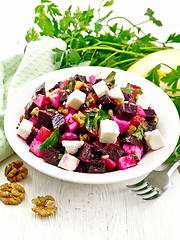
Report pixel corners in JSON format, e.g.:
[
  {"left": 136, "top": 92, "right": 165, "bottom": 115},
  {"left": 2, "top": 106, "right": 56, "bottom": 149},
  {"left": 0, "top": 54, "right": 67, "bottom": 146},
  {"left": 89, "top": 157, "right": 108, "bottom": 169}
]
[{"left": 0, "top": 0, "right": 180, "bottom": 239}]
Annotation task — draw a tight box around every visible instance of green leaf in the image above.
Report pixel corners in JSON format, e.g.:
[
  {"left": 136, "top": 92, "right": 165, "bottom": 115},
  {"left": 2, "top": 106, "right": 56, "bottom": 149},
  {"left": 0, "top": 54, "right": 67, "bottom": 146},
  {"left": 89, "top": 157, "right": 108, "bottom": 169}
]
[
  {"left": 52, "top": 48, "right": 64, "bottom": 63},
  {"left": 166, "top": 33, "right": 180, "bottom": 43},
  {"left": 95, "top": 22, "right": 103, "bottom": 33},
  {"left": 69, "top": 49, "right": 81, "bottom": 65},
  {"left": 109, "top": 23, "right": 118, "bottom": 33},
  {"left": 132, "top": 123, "right": 147, "bottom": 141},
  {"left": 105, "top": 70, "right": 116, "bottom": 86},
  {"left": 40, "top": 127, "right": 62, "bottom": 152},
  {"left": 103, "top": 0, "right": 114, "bottom": 7},
  {"left": 25, "top": 27, "right": 39, "bottom": 43},
  {"left": 145, "top": 64, "right": 161, "bottom": 86},
  {"left": 41, "top": 0, "right": 51, "bottom": 3},
  {"left": 84, "top": 109, "right": 110, "bottom": 134},
  {"left": 144, "top": 8, "right": 162, "bottom": 26}
]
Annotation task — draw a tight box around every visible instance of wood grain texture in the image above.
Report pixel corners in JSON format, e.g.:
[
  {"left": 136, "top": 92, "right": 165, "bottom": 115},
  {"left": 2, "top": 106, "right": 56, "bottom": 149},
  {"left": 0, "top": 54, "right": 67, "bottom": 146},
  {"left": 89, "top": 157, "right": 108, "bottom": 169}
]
[{"left": 0, "top": 154, "right": 180, "bottom": 240}]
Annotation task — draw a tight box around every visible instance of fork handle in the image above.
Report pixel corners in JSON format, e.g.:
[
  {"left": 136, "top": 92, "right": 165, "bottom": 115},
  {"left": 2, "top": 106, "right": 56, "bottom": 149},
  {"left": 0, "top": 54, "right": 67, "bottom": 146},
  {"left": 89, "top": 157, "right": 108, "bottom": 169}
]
[{"left": 165, "top": 159, "right": 180, "bottom": 176}]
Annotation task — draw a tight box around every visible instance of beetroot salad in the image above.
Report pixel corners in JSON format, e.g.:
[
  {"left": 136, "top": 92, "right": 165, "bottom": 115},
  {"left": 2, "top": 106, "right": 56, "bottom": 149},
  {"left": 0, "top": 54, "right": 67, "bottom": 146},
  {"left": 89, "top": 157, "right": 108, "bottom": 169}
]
[{"left": 17, "top": 71, "right": 164, "bottom": 173}]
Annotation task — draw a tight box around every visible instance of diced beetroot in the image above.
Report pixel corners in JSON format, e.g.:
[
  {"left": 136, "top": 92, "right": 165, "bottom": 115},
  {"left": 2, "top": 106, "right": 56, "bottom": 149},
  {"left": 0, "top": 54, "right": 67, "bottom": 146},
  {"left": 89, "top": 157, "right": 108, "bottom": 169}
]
[
  {"left": 49, "top": 88, "right": 61, "bottom": 109},
  {"left": 88, "top": 159, "right": 105, "bottom": 173},
  {"left": 29, "top": 139, "right": 47, "bottom": 158},
  {"left": 65, "top": 113, "right": 78, "bottom": 132},
  {"left": 78, "top": 143, "right": 92, "bottom": 162},
  {"left": 115, "top": 103, "right": 137, "bottom": 120},
  {"left": 130, "top": 115, "right": 146, "bottom": 128},
  {"left": 120, "top": 135, "right": 142, "bottom": 149},
  {"left": 123, "top": 144, "right": 142, "bottom": 161},
  {"left": 102, "top": 144, "right": 125, "bottom": 162},
  {"left": 97, "top": 94, "right": 116, "bottom": 110},
  {"left": 68, "top": 107, "right": 76, "bottom": 115},
  {"left": 111, "top": 116, "right": 130, "bottom": 134},
  {"left": 35, "top": 126, "right": 51, "bottom": 143},
  {"left": 117, "top": 154, "right": 137, "bottom": 170},
  {"left": 51, "top": 113, "right": 67, "bottom": 134},
  {"left": 59, "top": 91, "right": 70, "bottom": 104},
  {"left": 26, "top": 130, "right": 37, "bottom": 146},
  {"left": 36, "top": 110, "right": 52, "bottom": 128},
  {"left": 36, "top": 82, "right": 45, "bottom": 95},
  {"left": 29, "top": 116, "right": 38, "bottom": 125},
  {"left": 137, "top": 105, "right": 146, "bottom": 117},
  {"left": 62, "top": 132, "right": 78, "bottom": 140},
  {"left": 144, "top": 108, "right": 156, "bottom": 119},
  {"left": 43, "top": 148, "right": 60, "bottom": 166},
  {"left": 75, "top": 161, "right": 90, "bottom": 173},
  {"left": 59, "top": 81, "right": 67, "bottom": 90},
  {"left": 92, "top": 141, "right": 105, "bottom": 152},
  {"left": 103, "top": 157, "right": 116, "bottom": 171},
  {"left": 33, "top": 94, "right": 46, "bottom": 109}
]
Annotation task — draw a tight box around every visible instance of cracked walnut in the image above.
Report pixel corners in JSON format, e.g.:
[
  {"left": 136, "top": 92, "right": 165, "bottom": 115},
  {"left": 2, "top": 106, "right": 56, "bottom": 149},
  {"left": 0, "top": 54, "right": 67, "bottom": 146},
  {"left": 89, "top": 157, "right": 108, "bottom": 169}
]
[
  {"left": 32, "top": 195, "right": 57, "bottom": 216},
  {"left": 5, "top": 160, "right": 28, "bottom": 182},
  {"left": 0, "top": 183, "right": 25, "bottom": 205}
]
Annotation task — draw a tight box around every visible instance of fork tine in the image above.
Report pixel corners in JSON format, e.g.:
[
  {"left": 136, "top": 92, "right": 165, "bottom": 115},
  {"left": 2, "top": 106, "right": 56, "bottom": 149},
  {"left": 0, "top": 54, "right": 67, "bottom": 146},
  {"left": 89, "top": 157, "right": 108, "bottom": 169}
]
[
  {"left": 137, "top": 186, "right": 155, "bottom": 196},
  {"left": 132, "top": 183, "right": 149, "bottom": 192},
  {"left": 126, "top": 180, "right": 145, "bottom": 188},
  {"left": 142, "top": 191, "right": 160, "bottom": 200}
]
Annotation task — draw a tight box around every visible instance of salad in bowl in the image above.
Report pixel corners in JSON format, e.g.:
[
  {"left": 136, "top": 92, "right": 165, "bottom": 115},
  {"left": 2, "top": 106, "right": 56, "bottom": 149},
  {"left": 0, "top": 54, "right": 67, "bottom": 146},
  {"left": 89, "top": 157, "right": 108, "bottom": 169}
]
[
  {"left": 16, "top": 69, "right": 164, "bottom": 174},
  {"left": 4, "top": 67, "right": 179, "bottom": 184}
]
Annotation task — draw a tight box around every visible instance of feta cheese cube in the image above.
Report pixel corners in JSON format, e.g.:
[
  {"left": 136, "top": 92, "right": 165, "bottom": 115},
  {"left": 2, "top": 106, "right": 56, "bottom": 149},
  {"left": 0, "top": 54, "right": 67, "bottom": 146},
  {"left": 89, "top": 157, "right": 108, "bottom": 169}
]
[
  {"left": 136, "top": 94, "right": 150, "bottom": 109},
  {"left": 108, "top": 86, "right": 124, "bottom": 103},
  {"left": 66, "top": 89, "right": 86, "bottom": 110},
  {"left": 144, "top": 129, "right": 165, "bottom": 150},
  {"left": 62, "top": 140, "right": 84, "bottom": 154},
  {"left": 58, "top": 153, "right": 80, "bottom": 171},
  {"left": 17, "top": 118, "right": 33, "bottom": 139},
  {"left": 92, "top": 80, "right": 109, "bottom": 98},
  {"left": 99, "top": 119, "right": 119, "bottom": 144}
]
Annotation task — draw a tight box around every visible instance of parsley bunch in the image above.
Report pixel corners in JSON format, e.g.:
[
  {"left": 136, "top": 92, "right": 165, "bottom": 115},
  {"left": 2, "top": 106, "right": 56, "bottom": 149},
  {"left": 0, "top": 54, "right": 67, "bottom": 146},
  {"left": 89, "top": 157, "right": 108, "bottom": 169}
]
[{"left": 26, "top": 0, "right": 180, "bottom": 71}]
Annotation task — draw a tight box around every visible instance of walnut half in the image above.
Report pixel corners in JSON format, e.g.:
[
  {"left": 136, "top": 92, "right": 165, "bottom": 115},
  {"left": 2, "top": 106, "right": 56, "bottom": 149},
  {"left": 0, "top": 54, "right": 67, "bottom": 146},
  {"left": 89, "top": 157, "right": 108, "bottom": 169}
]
[
  {"left": 0, "top": 183, "right": 25, "bottom": 205},
  {"left": 5, "top": 160, "right": 28, "bottom": 182},
  {"left": 32, "top": 195, "right": 57, "bottom": 216}
]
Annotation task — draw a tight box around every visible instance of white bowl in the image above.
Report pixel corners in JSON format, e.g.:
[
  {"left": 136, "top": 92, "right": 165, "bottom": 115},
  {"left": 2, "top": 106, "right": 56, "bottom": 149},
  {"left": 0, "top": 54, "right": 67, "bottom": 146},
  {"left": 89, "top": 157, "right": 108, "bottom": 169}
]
[{"left": 4, "top": 66, "right": 180, "bottom": 184}]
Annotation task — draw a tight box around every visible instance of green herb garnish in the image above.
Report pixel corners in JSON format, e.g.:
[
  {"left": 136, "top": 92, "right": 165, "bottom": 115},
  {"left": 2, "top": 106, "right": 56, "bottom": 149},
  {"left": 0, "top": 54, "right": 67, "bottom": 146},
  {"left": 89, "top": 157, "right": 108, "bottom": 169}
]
[
  {"left": 40, "top": 127, "right": 62, "bottom": 152},
  {"left": 84, "top": 109, "right": 110, "bottom": 134},
  {"left": 132, "top": 123, "right": 147, "bottom": 141}
]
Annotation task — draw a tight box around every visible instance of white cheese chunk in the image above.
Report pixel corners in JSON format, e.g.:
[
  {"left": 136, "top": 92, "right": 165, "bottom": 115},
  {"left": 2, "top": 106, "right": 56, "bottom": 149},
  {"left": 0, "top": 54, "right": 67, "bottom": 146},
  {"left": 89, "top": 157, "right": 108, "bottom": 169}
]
[
  {"left": 99, "top": 119, "right": 119, "bottom": 144},
  {"left": 92, "top": 80, "right": 109, "bottom": 98},
  {"left": 66, "top": 89, "right": 86, "bottom": 110},
  {"left": 62, "top": 140, "right": 84, "bottom": 154},
  {"left": 136, "top": 94, "right": 150, "bottom": 109},
  {"left": 17, "top": 118, "right": 33, "bottom": 139},
  {"left": 108, "top": 86, "right": 124, "bottom": 103},
  {"left": 144, "top": 129, "right": 165, "bottom": 150},
  {"left": 58, "top": 153, "right": 80, "bottom": 171}
]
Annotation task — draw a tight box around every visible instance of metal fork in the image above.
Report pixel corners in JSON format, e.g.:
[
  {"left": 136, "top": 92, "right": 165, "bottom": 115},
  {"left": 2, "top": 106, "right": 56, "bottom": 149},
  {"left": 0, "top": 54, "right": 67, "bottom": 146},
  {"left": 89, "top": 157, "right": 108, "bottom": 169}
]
[{"left": 127, "top": 159, "right": 180, "bottom": 200}]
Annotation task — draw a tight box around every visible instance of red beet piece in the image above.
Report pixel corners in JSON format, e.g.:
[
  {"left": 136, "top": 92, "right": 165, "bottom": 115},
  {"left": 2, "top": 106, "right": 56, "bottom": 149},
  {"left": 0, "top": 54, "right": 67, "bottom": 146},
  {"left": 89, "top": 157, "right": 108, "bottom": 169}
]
[
  {"left": 88, "top": 159, "right": 105, "bottom": 173},
  {"left": 35, "top": 82, "right": 45, "bottom": 95},
  {"left": 97, "top": 94, "right": 116, "bottom": 110},
  {"left": 102, "top": 144, "right": 125, "bottom": 162},
  {"left": 43, "top": 148, "right": 60, "bottom": 166},
  {"left": 51, "top": 113, "right": 67, "bottom": 134},
  {"left": 37, "top": 110, "right": 53, "bottom": 128},
  {"left": 78, "top": 143, "right": 92, "bottom": 162},
  {"left": 119, "top": 135, "right": 142, "bottom": 149},
  {"left": 115, "top": 103, "right": 137, "bottom": 120}
]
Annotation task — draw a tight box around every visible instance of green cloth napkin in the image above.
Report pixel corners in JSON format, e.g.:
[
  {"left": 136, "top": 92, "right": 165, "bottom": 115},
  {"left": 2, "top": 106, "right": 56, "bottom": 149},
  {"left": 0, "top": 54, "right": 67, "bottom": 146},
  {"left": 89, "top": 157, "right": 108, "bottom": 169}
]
[{"left": 0, "top": 36, "right": 66, "bottom": 162}]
